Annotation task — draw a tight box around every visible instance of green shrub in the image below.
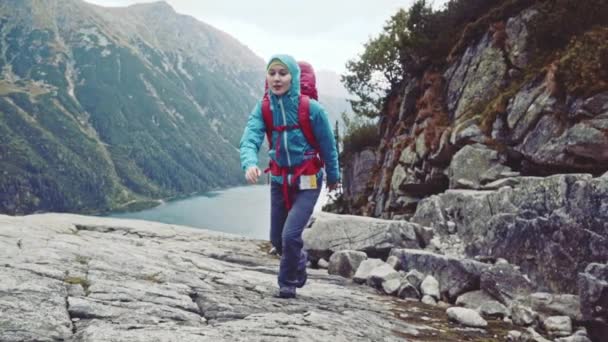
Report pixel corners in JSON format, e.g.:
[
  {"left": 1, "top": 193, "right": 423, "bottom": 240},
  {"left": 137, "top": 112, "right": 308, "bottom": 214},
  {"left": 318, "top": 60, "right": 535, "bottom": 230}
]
[
  {"left": 554, "top": 27, "right": 608, "bottom": 97},
  {"left": 341, "top": 120, "right": 379, "bottom": 161}
]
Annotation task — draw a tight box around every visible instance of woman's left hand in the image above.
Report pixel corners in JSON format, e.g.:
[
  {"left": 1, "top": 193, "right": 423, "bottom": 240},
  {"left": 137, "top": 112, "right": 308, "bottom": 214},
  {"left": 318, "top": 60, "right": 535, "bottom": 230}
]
[{"left": 327, "top": 182, "right": 341, "bottom": 191}]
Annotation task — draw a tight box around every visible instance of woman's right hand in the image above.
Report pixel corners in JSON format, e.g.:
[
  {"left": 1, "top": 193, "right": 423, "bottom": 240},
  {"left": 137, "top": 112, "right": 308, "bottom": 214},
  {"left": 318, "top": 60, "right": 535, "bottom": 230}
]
[{"left": 245, "top": 166, "right": 262, "bottom": 184}]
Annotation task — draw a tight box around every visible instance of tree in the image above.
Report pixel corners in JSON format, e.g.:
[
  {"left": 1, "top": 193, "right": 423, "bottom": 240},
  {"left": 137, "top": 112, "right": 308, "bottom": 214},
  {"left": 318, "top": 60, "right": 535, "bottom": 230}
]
[{"left": 342, "top": 8, "right": 409, "bottom": 118}]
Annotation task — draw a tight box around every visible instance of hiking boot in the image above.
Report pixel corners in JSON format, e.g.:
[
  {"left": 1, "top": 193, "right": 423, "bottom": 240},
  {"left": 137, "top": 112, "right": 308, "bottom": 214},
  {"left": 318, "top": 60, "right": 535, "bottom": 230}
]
[
  {"left": 296, "top": 266, "right": 307, "bottom": 288},
  {"left": 296, "top": 250, "right": 308, "bottom": 288},
  {"left": 296, "top": 271, "right": 307, "bottom": 288},
  {"left": 276, "top": 286, "right": 296, "bottom": 299},
  {"left": 268, "top": 246, "right": 281, "bottom": 256}
]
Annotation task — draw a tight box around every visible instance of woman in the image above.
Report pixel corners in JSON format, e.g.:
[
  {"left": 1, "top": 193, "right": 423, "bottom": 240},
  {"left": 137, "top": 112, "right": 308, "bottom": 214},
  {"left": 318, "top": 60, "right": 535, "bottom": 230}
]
[{"left": 239, "top": 54, "right": 340, "bottom": 299}]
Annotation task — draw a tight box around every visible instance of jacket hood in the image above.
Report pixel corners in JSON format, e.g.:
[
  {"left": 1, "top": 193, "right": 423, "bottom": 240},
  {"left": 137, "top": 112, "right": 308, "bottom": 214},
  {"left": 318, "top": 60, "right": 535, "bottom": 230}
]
[{"left": 266, "top": 54, "right": 300, "bottom": 100}]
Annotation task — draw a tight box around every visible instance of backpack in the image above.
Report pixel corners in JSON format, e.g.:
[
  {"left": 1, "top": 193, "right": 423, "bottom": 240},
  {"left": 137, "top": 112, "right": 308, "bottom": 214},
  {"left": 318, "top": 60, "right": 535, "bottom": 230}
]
[{"left": 261, "top": 61, "right": 323, "bottom": 210}]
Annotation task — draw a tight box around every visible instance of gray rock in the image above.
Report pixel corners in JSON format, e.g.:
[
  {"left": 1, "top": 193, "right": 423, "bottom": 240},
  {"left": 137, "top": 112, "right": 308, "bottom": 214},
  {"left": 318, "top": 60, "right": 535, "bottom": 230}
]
[
  {"left": 518, "top": 120, "right": 608, "bottom": 169},
  {"left": 578, "top": 262, "right": 608, "bottom": 342},
  {"left": 353, "top": 258, "right": 385, "bottom": 284},
  {"left": 512, "top": 303, "right": 538, "bottom": 326},
  {"left": 451, "top": 123, "right": 485, "bottom": 145},
  {"left": 395, "top": 195, "right": 421, "bottom": 210},
  {"left": 413, "top": 225, "right": 435, "bottom": 248},
  {"left": 390, "top": 249, "right": 489, "bottom": 300},
  {"left": 507, "top": 330, "right": 523, "bottom": 341},
  {"left": 386, "top": 255, "right": 402, "bottom": 271},
  {"left": 446, "top": 221, "right": 457, "bottom": 234},
  {"left": 420, "top": 275, "right": 440, "bottom": 300},
  {"left": 0, "top": 268, "right": 73, "bottom": 341},
  {"left": 397, "top": 282, "right": 421, "bottom": 299},
  {"left": 399, "top": 145, "right": 419, "bottom": 165},
  {"left": 542, "top": 316, "right": 572, "bottom": 337},
  {"left": 382, "top": 277, "right": 402, "bottom": 296},
  {"left": 421, "top": 295, "right": 437, "bottom": 306},
  {"left": 496, "top": 258, "right": 509, "bottom": 265},
  {"left": 343, "top": 149, "right": 376, "bottom": 199},
  {"left": 479, "top": 300, "right": 511, "bottom": 319},
  {"left": 507, "top": 79, "right": 553, "bottom": 142},
  {"left": 579, "top": 263, "right": 608, "bottom": 319},
  {"left": 520, "top": 327, "right": 552, "bottom": 342},
  {"left": 456, "top": 290, "right": 510, "bottom": 319},
  {"left": 448, "top": 144, "right": 514, "bottom": 189},
  {"left": 480, "top": 264, "right": 534, "bottom": 306},
  {"left": 366, "top": 264, "right": 400, "bottom": 290},
  {"left": 411, "top": 174, "right": 608, "bottom": 294},
  {"left": 555, "top": 336, "right": 592, "bottom": 342},
  {"left": 317, "top": 258, "right": 329, "bottom": 269},
  {"left": 527, "top": 292, "right": 582, "bottom": 321},
  {"left": 555, "top": 329, "right": 592, "bottom": 342},
  {"left": 328, "top": 250, "right": 368, "bottom": 278},
  {"left": 445, "top": 33, "right": 507, "bottom": 120},
  {"left": 446, "top": 307, "right": 488, "bottom": 328},
  {"left": 506, "top": 8, "right": 538, "bottom": 68},
  {"left": 303, "top": 212, "right": 422, "bottom": 262},
  {"left": 404, "top": 269, "right": 425, "bottom": 290}
]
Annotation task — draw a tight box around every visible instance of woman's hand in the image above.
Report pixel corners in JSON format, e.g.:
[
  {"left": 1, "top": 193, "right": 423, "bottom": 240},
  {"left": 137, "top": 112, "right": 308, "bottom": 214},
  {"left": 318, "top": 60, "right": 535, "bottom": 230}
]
[
  {"left": 245, "top": 166, "right": 262, "bottom": 184},
  {"left": 327, "top": 182, "right": 341, "bottom": 191}
]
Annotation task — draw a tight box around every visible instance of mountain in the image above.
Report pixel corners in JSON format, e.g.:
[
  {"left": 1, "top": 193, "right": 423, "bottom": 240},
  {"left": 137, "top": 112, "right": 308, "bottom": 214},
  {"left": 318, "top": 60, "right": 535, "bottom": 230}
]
[
  {"left": 0, "top": 0, "right": 266, "bottom": 214},
  {"left": 316, "top": 69, "right": 349, "bottom": 98},
  {"left": 316, "top": 69, "right": 352, "bottom": 132}
]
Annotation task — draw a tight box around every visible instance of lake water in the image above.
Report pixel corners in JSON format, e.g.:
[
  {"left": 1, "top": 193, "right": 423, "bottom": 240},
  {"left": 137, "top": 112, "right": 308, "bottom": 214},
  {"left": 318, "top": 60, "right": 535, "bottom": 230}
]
[{"left": 109, "top": 185, "right": 330, "bottom": 240}]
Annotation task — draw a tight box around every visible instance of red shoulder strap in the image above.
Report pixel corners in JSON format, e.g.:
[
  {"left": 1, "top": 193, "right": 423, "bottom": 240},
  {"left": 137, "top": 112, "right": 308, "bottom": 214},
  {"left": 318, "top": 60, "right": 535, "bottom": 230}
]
[
  {"left": 261, "top": 95, "right": 273, "bottom": 147},
  {"left": 298, "top": 95, "right": 320, "bottom": 152}
]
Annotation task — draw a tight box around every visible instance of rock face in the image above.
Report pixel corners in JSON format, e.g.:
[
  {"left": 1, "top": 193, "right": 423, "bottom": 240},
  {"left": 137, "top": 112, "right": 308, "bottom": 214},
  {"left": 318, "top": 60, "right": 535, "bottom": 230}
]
[
  {"left": 303, "top": 212, "right": 426, "bottom": 261},
  {"left": 345, "top": 3, "right": 608, "bottom": 222},
  {"left": 336, "top": 1, "right": 608, "bottom": 303},
  {"left": 410, "top": 174, "right": 608, "bottom": 294},
  {"left": 1, "top": 213, "right": 518, "bottom": 341},
  {"left": 342, "top": 149, "right": 377, "bottom": 202},
  {"left": 578, "top": 263, "right": 608, "bottom": 341}
]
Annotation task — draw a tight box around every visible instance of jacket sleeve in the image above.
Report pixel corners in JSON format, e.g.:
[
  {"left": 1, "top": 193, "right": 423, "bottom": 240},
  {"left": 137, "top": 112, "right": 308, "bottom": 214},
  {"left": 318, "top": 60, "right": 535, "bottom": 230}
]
[
  {"left": 239, "top": 101, "right": 265, "bottom": 171},
  {"left": 309, "top": 100, "right": 340, "bottom": 184}
]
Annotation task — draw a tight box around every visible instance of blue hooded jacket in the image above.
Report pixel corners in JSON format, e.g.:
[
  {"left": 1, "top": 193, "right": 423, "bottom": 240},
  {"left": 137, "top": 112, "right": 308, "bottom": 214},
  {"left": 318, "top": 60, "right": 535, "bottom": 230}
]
[{"left": 239, "top": 54, "right": 340, "bottom": 185}]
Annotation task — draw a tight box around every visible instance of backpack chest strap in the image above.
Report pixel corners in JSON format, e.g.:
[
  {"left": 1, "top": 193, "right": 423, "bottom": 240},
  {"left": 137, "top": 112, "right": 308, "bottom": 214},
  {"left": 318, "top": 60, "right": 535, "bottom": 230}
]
[
  {"left": 274, "top": 124, "right": 300, "bottom": 132},
  {"left": 261, "top": 95, "right": 319, "bottom": 154}
]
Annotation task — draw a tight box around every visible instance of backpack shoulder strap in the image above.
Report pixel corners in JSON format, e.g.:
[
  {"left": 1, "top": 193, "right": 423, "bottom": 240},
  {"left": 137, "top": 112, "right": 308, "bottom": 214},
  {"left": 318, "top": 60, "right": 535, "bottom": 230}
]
[
  {"left": 261, "top": 94, "right": 273, "bottom": 147},
  {"left": 297, "top": 95, "right": 320, "bottom": 152}
]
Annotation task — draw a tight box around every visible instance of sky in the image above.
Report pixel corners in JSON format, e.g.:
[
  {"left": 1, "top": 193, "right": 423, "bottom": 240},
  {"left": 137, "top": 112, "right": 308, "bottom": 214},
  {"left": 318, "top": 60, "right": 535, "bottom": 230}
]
[{"left": 84, "top": 0, "right": 450, "bottom": 74}]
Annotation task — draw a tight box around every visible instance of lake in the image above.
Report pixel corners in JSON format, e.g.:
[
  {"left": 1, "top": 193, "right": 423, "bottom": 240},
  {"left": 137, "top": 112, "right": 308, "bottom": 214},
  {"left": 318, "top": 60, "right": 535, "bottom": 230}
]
[{"left": 109, "top": 185, "right": 330, "bottom": 240}]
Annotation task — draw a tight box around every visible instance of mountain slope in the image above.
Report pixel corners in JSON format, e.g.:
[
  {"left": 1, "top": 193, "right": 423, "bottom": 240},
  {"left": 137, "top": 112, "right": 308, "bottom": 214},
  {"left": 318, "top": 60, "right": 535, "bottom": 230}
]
[
  {"left": 316, "top": 69, "right": 352, "bottom": 131},
  {"left": 0, "top": 0, "right": 265, "bottom": 214}
]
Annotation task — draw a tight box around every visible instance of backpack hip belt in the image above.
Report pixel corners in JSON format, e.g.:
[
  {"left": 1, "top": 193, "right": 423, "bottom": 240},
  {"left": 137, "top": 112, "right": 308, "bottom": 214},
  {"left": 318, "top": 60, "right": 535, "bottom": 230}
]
[{"left": 265, "top": 156, "right": 323, "bottom": 210}]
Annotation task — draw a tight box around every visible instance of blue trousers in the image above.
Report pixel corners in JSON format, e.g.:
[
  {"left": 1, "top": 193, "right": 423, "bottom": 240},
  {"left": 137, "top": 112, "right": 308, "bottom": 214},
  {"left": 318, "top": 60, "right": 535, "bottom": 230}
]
[{"left": 270, "top": 179, "right": 321, "bottom": 288}]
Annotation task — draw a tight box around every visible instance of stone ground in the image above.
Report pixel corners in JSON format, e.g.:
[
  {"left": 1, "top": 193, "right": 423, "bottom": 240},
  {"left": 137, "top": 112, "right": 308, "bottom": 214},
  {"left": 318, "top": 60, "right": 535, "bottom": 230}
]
[{"left": 0, "top": 213, "right": 516, "bottom": 341}]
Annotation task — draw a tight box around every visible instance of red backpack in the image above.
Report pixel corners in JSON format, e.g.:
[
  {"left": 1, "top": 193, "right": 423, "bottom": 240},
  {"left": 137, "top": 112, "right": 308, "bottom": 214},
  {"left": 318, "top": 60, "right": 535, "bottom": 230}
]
[{"left": 261, "top": 61, "right": 323, "bottom": 209}]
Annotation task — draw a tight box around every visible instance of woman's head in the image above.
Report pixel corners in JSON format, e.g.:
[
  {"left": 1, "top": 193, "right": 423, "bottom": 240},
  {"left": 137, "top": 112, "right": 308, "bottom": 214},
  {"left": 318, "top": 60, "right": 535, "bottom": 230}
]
[{"left": 265, "top": 55, "right": 300, "bottom": 97}]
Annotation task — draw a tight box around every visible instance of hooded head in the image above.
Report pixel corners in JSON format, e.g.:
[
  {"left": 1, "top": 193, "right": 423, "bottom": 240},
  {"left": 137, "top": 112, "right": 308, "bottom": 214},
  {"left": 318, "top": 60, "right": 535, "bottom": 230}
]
[{"left": 265, "top": 54, "right": 300, "bottom": 98}]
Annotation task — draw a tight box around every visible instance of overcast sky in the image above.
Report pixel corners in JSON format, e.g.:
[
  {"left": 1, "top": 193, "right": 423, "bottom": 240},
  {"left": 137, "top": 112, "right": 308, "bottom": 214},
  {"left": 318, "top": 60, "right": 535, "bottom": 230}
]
[{"left": 84, "top": 0, "right": 450, "bottom": 73}]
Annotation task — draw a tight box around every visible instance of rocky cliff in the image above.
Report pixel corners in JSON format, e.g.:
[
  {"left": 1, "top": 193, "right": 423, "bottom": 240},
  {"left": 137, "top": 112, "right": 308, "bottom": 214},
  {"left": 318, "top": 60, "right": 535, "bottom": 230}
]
[
  {"left": 338, "top": 1, "right": 608, "bottom": 285},
  {"left": 334, "top": 1, "right": 608, "bottom": 339}
]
